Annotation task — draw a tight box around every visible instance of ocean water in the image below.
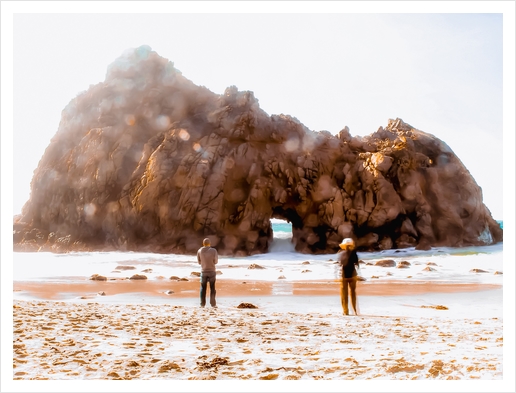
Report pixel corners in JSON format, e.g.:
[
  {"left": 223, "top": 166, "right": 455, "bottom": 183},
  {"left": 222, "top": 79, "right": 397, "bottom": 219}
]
[{"left": 13, "top": 219, "right": 504, "bottom": 288}]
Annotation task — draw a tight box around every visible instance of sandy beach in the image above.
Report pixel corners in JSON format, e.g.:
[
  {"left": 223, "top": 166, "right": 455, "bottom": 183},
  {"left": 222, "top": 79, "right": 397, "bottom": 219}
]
[
  {"left": 11, "top": 277, "right": 506, "bottom": 387},
  {"left": 8, "top": 240, "right": 513, "bottom": 391}
]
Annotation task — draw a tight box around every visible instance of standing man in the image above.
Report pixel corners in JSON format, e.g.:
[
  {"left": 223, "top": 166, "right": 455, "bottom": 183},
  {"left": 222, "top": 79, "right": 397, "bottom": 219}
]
[
  {"left": 197, "top": 238, "right": 218, "bottom": 308},
  {"left": 338, "top": 238, "right": 360, "bottom": 316}
]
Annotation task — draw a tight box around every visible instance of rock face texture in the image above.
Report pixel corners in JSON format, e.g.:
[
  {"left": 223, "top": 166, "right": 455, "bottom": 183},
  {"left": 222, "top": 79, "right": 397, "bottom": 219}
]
[{"left": 14, "top": 46, "right": 502, "bottom": 255}]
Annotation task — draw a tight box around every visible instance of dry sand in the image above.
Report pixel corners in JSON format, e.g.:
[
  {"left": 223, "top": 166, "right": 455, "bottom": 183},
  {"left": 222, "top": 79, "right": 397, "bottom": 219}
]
[{"left": 11, "top": 279, "right": 505, "bottom": 385}]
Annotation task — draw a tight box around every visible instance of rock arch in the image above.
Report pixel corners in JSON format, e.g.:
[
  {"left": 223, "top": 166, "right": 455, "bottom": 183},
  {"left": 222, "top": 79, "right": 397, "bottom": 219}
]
[{"left": 14, "top": 47, "right": 502, "bottom": 255}]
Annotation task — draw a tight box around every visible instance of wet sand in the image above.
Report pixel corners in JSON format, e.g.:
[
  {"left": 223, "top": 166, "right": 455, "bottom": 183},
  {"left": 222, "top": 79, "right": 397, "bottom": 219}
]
[{"left": 13, "top": 278, "right": 502, "bottom": 301}]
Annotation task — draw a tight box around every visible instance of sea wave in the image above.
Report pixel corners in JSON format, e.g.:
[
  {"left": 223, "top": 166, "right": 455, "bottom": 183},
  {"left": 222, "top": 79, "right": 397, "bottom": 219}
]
[{"left": 268, "top": 237, "right": 296, "bottom": 253}]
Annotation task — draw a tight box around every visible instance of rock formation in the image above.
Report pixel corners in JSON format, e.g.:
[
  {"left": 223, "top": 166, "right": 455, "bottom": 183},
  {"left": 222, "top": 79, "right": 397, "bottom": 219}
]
[{"left": 13, "top": 45, "right": 503, "bottom": 255}]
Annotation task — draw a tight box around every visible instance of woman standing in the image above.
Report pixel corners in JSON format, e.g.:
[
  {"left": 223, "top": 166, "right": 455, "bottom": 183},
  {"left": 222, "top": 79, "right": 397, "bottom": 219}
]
[{"left": 338, "top": 238, "right": 360, "bottom": 316}]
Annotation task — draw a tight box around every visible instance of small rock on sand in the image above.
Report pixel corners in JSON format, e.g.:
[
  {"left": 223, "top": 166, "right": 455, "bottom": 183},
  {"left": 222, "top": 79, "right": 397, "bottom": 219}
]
[
  {"left": 129, "top": 274, "right": 147, "bottom": 280},
  {"left": 90, "top": 274, "right": 107, "bottom": 281},
  {"left": 470, "top": 268, "right": 488, "bottom": 273},
  {"left": 278, "top": 275, "right": 286, "bottom": 279},
  {"left": 375, "top": 259, "right": 396, "bottom": 267},
  {"left": 190, "top": 272, "right": 201, "bottom": 277},
  {"left": 248, "top": 263, "right": 266, "bottom": 269},
  {"left": 237, "top": 302, "right": 258, "bottom": 309},
  {"left": 422, "top": 266, "right": 436, "bottom": 272},
  {"left": 169, "top": 276, "right": 180, "bottom": 281},
  {"left": 302, "top": 261, "right": 310, "bottom": 265},
  {"left": 421, "top": 305, "right": 449, "bottom": 310},
  {"left": 397, "top": 261, "right": 411, "bottom": 268}
]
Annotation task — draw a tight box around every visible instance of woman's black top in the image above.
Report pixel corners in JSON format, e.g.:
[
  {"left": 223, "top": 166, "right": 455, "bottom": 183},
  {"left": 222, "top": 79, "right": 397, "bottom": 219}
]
[{"left": 339, "top": 249, "right": 359, "bottom": 278}]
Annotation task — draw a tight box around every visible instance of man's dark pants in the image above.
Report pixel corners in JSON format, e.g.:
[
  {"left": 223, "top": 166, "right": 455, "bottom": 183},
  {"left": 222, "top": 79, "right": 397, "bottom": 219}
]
[{"left": 200, "top": 271, "right": 217, "bottom": 307}]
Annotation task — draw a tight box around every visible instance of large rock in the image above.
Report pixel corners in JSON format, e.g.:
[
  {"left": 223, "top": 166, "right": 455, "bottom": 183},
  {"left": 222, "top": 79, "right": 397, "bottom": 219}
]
[{"left": 13, "top": 46, "right": 502, "bottom": 255}]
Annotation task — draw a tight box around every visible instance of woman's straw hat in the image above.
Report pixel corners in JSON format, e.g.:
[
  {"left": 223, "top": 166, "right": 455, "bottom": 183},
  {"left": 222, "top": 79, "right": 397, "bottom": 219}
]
[{"left": 339, "top": 238, "right": 355, "bottom": 249}]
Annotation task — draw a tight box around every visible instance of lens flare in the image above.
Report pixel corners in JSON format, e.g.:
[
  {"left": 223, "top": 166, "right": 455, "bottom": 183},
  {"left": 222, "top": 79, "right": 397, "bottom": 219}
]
[
  {"left": 155, "top": 115, "right": 170, "bottom": 130},
  {"left": 83, "top": 203, "right": 97, "bottom": 217},
  {"left": 284, "top": 136, "right": 300, "bottom": 152},
  {"left": 178, "top": 129, "right": 190, "bottom": 141},
  {"left": 124, "top": 114, "right": 136, "bottom": 126}
]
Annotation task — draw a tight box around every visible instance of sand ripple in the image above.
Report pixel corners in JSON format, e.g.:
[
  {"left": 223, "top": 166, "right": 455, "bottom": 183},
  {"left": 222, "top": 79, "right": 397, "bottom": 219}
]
[{"left": 11, "top": 300, "right": 503, "bottom": 380}]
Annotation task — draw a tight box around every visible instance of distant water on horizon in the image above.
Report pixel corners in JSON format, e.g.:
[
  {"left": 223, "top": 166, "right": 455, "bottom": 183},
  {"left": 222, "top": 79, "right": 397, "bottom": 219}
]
[{"left": 270, "top": 219, "right": 294, "bottom": 236}]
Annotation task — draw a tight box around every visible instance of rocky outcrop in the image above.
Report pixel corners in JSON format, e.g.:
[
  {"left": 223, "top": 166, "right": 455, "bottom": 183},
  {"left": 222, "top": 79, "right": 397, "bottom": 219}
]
[{"left": 13, "top": 46, "right": 502, "bottom": 255}]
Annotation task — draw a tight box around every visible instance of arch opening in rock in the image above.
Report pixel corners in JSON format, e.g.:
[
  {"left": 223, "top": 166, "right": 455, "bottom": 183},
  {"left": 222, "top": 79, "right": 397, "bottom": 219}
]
[{"left": 268, "top": 218, "right": 295, "bottom": 253}]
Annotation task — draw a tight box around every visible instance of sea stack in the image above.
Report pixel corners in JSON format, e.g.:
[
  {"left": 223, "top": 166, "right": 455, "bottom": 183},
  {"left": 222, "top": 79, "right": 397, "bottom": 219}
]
[{"left": 13, "top": 45, "right": 503, "bottom": 255}]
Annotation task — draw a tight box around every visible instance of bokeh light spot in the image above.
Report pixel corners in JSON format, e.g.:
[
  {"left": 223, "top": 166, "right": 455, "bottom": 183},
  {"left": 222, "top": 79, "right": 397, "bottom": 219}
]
[
  {"left": 178, "top": 129, "right": 190, "bottom": 141},
  {"left": 83, "top": 203, "right": 97, "bottom": 217},
  {"left": 125, "top": 114, "right": 136, "bottom": 126},
  {"left": 155, "top": 115, "right": 170, "bottom": 130},
  {"left": 285, "top": 136, "right": 300, "bottom": 152}
]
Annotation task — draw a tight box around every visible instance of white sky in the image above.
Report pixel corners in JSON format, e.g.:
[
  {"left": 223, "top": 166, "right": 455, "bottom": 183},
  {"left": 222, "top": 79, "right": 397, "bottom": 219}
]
[
  {"left": 3, "top": 6, "right": 516, "bottom": 220},
  {"left": 4, "top": 3, "right": 513, "bottom": 223}
]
